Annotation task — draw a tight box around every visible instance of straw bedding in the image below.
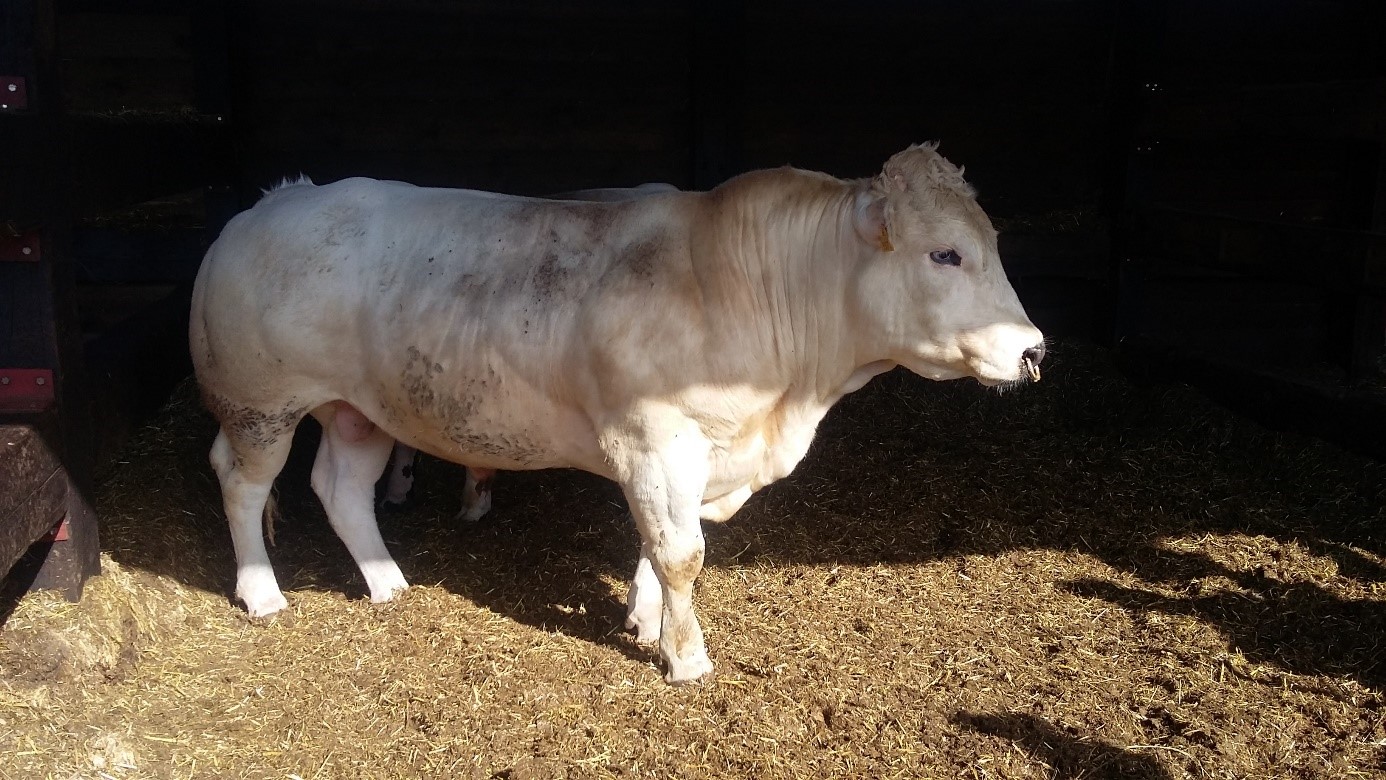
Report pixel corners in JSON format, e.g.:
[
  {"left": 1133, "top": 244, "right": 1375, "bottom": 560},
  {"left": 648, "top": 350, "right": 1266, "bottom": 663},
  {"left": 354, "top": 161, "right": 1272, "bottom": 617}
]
[{"left": 3, "top": 340, "right": 1383, "bottom": 779}]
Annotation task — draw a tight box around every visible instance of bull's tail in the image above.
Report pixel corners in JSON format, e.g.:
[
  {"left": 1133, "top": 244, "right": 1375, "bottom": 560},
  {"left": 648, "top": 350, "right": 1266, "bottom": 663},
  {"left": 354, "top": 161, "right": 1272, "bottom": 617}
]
[{"left": 263, "top": 486, "right": 282, "bottom": 547}]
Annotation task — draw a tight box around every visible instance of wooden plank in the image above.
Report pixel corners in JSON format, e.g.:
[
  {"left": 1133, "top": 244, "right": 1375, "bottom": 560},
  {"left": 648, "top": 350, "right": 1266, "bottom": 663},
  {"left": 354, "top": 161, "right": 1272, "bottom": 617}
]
[
  {"left": 1157, "top": 0, "right": 1369, "bottom": 87},
  {"left": 1146, "top": 206, "right": 1386, "bottom": 291},
  {"left": 1117, "top": 340, "right": 1386, "bottom": 461},
  {"left": 71, "top": 228, "right": 205, "bottom": 283},
  {"left": 59, "top": 11, "right": 191, "bottom": 60},
  {"left": 238, "top": 2, "right": 687, "bottom": 65},
  {"left": 1138, "top": 206, "right": 1386, "bottom": 381},
  {"left": 1143, "top": 79, "right": 1386, "bottom": 142},
  {"left": 245, "top": 105, "right": 688, "bottom": 156},
  {"left": 0, "top": 419, "right": 68, "bottom": 578},
  {"left": 58, "top": 9, "right": 196, "bottom": 113},
  {"left": 69, "top": 117, "right": 231, "bottom": 219},
  {"left": 736, "top": 0, "right": 1114, "bottom": 109},
  {"left": 63, "top": 58, "right": 196, "bottom": 114},
  {"left": 1142, "top": 137, "right": 1379, "bottom": 228}
]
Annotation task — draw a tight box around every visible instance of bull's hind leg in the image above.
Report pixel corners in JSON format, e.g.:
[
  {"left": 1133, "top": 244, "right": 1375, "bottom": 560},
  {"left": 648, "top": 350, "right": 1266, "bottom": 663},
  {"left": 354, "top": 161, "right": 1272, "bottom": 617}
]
[
  {"left": 624, "top": 543, "right": 663, "bottom": 644},
  {"left": 456, "top": 467, "right": 496, "bottom": 522},
  {"left": 380, "top": 443, "right": 418, "bottom": 509},
  {"left": 209, "top": 424, "right": 297, "bottom": 617},
  {"left": 309, "top": 403, "right": 409, "bottom": 603}
]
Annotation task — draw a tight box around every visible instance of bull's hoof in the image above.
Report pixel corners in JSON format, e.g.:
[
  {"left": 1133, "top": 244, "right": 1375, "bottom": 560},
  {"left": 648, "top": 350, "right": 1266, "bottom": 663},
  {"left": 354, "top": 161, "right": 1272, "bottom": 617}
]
[
  {"left": 368, "top": 582, "right": 409, "bottom": 605},
  {"left": 664, "top": 652, "right": 715, "bottom": 686},
  {"left": 378, "top": 496, "right": 413, "bottom": 513},
  {"left": 457, "top": 491, "right": 493, "bottom": 523},
  {"left": 624, "top": 609, "right": 661, "bottom": 645},
  {"left": 238, "top": 589, "right": 289, "bottom": 619}
]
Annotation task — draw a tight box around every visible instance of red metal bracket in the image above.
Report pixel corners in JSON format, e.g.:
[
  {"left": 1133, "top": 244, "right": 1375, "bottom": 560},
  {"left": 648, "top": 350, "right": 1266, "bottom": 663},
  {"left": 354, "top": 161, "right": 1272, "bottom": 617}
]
[
  {"left": 41, "top": 517, "right": 70, "bottom": 543},
  {"left": 0, "top": 76, "right": 27, "bottom": 110},
  {"left": 0, "top": 232, "right": 39, "bottom": 262},
  {"left": 0, "top": 368, "right": 55, "bottom": 412}
]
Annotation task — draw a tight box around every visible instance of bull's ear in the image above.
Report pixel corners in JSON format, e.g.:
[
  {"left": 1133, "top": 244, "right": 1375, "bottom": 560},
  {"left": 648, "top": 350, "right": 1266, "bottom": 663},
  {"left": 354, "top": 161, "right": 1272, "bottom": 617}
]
[{"left": 854, "top": 192, "right": 894, "bottom": 252}]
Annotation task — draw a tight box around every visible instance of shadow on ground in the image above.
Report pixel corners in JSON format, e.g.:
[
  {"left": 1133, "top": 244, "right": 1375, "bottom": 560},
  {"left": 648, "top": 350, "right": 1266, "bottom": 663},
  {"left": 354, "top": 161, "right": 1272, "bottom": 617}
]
[{"left": 952, "top": 711, "right": 1176, "bottom": 780}]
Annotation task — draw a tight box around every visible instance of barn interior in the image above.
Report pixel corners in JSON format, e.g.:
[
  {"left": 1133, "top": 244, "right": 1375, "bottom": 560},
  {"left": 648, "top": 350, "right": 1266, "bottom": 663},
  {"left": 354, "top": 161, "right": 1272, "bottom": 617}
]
[{"left": 1, "top": 1, "right": 1384, "bottom": 777}]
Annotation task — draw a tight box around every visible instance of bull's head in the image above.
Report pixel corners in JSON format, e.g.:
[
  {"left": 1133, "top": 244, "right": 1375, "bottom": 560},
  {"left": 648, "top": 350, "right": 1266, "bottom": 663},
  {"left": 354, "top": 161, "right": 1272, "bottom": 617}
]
[{"left": 851, "top": 143, "right": 1045, "bottom": 386}]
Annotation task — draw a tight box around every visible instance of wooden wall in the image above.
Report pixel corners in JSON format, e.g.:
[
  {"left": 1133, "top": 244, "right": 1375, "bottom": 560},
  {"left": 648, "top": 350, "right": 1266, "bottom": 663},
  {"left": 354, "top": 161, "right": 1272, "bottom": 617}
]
[
  {"left": 1116, "top": 0, "right": 1386, "bottom": 386},
  {"left": 227, "top": 1, "right": 1113, "bottom": 210},
  {"left": 230, "top": 1, "right": 695, "bottom": 195}
]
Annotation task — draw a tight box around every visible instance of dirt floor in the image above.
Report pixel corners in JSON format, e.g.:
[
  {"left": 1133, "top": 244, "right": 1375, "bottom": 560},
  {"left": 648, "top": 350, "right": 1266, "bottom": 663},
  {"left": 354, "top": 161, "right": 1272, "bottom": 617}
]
[{"left": 2, "top": 340, "right": 1384, "bottom": 779}]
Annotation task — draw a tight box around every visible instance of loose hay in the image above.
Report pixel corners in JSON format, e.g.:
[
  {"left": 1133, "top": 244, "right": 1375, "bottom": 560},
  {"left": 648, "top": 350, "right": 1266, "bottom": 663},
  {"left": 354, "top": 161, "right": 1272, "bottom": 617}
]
[{"left": 3, "top": 340, "right": 1385, "bottom": 779}]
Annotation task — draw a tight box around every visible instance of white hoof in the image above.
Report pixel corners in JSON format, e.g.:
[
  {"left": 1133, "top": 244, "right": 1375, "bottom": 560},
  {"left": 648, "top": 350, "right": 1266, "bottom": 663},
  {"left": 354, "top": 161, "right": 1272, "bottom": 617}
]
[
  {"left": 664, "top": 650, "right": 715, "bottom": 686},
  {"left": 367, "top": 579, "right": 409, "bottom": 604},
  {"left": 625, "top": 606, "right": 662, "bottom": 645},
  {"left": 369, "top": 583, "right": 408, "bottom": 604},
  {"left": 362, "top": 562, "right": 410, "bottom": 604},
  {"left": 238, "top": 586, "right": 288, "bottom": 618},
  {"left": 457, "top": 490, "right": 492, "bottom": 523}
]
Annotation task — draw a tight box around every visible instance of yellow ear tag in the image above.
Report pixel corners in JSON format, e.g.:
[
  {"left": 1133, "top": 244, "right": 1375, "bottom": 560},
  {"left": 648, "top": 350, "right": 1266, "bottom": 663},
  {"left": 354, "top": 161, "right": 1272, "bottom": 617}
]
[{"left": 878, "top": 224, "right": 894, "bottom": 252}]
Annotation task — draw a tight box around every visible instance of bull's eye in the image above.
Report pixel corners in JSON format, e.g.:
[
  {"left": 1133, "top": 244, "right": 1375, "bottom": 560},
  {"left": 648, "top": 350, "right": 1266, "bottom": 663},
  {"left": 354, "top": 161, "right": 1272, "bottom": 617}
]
[{"left": 929, "top": 249, "right": 962, "bottom": 266}]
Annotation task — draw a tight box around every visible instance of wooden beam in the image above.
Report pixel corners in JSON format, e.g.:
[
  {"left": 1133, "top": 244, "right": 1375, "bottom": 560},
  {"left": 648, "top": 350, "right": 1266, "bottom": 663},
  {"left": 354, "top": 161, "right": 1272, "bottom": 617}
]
[
  {"left": 0, "top": 0, "right": 99, "bottom": 600},
  {"left": 1145, "top": 206, "right": 1386, "bottom": 292},
  {"left": 69, "top": 118, "right": 232, "bottom": 221},
  {"left": 0, "top": 419, "right": 67, "bottom": 577}
]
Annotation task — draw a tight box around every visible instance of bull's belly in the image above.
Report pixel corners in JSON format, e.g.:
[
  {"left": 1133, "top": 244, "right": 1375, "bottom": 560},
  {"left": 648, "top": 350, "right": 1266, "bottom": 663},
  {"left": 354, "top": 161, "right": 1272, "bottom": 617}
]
[
  {"left": 355, "top": 362, "right": 608, "bottom": 476},
  {"left": 396, "top": 420, "right": 598, "bottom": 473}
]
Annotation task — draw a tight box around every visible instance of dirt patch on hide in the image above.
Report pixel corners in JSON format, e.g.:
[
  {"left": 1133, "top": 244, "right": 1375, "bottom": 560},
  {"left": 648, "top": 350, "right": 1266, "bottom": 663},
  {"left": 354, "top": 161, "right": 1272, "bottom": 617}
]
[
  {"left": 200, "top": 391, "right": 303, "bottom": 451},
  {"left": 3, "top": 340, "right": 1385, "bottom": 779}
]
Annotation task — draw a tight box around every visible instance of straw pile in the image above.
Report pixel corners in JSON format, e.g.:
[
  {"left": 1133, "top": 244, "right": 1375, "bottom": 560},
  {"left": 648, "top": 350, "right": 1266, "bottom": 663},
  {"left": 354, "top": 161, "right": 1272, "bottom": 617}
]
[{"left": 3, "top": 340, "right": 1383, "bottom": 779}]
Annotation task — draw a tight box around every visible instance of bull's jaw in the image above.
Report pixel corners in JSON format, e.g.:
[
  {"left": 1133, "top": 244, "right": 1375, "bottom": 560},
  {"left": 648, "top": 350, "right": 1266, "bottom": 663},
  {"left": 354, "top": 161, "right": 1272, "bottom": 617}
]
[
  {"left": 900, "top": 359, "right": 969, "bottom": 383},
  {"left": 897, "top": 350, "right": 1030, "bottom": 387}
]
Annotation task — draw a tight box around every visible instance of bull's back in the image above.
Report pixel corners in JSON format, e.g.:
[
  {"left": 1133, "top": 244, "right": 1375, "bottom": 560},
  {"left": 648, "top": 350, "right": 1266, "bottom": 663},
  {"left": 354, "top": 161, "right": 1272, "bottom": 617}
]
[{"left": 191, "top": 177, "right": 691, "bottom": 474}]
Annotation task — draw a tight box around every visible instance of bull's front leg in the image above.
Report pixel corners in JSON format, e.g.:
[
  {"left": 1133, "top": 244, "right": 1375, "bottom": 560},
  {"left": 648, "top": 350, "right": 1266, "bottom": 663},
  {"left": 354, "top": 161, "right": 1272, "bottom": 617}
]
[
  {"left": 625, "top": 483, "right": 755, "bottom": 644},
  {"left": 611, "top": 418, "right": 714, "bottom": 685}
]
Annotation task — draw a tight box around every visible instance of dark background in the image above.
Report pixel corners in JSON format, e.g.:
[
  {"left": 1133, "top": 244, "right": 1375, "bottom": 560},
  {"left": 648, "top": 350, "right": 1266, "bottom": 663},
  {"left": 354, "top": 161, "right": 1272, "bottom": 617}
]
[{"left": 2, "top": 0, "right": 1385, "bottom": 592}]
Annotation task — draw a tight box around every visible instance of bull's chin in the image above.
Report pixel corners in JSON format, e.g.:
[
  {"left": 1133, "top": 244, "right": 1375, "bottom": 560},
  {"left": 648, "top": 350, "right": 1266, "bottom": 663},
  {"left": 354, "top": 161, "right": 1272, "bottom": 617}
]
[
  {"left": 900, "top": 358, "right": 968, "bottom": 382},
  {"left": 902, "top": 355, "right": 1025, "bottom": 386},
  {"left": 970, "top": 364, "right": 1027, "bottom": 387},
  {"left": 957, "top": 356, "right": 1027, "bottom": 387}
]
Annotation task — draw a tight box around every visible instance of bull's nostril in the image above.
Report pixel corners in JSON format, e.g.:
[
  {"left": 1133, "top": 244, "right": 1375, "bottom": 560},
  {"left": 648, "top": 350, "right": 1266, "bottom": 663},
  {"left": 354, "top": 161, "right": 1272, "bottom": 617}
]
[{"left": 1020, "top": 343, "right": 1045, "bottom": 382}]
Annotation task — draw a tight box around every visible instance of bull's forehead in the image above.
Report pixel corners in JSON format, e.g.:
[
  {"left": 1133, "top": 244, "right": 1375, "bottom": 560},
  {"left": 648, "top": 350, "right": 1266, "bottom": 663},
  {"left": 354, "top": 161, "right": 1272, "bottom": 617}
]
[{"left": 897, "top": 191, "right": 998, "bottom": 253}]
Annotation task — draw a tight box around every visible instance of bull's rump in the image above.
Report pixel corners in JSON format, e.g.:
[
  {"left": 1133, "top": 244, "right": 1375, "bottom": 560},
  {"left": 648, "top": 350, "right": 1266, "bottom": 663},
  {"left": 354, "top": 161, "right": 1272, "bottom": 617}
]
[{"left": 190, "top": 177, "right": 687, "bottom": 474}]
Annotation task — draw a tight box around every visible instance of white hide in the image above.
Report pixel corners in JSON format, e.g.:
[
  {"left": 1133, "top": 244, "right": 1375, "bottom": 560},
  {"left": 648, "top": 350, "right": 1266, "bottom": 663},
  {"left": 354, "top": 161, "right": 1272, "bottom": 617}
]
[{"left": 190, "top": 143, "right": 1043, "bottom": 684}]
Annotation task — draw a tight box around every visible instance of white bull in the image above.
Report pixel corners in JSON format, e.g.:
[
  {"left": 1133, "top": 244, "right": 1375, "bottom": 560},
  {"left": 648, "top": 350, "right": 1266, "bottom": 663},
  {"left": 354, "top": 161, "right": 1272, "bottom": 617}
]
[{"left": 190, "top": 143, "right": 1044, "bottom": 684}]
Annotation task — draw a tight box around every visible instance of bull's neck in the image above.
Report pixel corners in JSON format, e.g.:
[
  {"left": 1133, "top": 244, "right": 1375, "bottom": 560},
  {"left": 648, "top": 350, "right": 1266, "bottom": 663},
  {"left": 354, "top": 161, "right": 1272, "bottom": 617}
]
[{"left": 696, "top": 171, "right": 878, "bottom": 405}]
